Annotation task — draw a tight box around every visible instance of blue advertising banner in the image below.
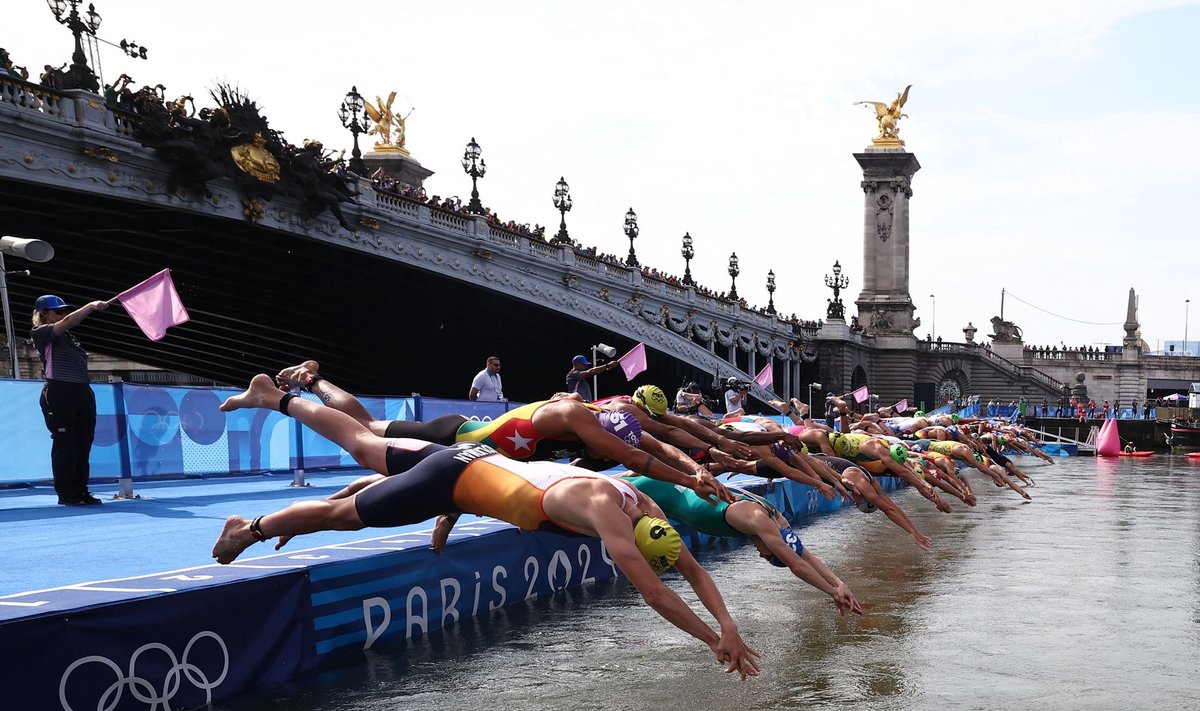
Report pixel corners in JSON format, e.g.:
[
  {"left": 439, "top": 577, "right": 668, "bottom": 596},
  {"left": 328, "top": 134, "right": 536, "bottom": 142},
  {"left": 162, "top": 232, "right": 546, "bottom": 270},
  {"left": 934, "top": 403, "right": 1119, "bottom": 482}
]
[
  {"left": 0, "top": 572, "right": 313, "bottom": 711},
  {"left": 307, "top": 524, "right": 614, "bottom": 658},
  {"left": 0, "top": 379, "right": 521, "bottom": 486}
]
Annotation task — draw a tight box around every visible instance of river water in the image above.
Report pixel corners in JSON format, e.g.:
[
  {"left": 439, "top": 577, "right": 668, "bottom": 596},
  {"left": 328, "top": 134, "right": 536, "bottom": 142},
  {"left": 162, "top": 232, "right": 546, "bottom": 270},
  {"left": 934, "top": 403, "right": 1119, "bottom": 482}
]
[{"left": 216, "top": 455, "right": 1200, "bottom": 711}]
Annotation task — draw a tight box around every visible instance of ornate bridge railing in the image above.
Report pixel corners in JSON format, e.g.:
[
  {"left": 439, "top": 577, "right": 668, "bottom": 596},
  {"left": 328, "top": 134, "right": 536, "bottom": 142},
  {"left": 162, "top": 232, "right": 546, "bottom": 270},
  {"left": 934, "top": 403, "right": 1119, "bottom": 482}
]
[{"left": 0, "top": 85, "right": 815, "bottom": 400}]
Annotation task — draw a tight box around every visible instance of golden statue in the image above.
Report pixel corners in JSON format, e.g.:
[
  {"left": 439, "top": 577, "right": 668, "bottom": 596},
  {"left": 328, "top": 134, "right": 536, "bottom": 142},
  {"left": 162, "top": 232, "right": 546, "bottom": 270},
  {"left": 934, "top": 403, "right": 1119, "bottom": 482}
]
[
  {"left": 854, "top": 84, "right": 912, "bottom": 147},
  {"left": 364, "top": 91, "right": 414, "bottom": 155}
]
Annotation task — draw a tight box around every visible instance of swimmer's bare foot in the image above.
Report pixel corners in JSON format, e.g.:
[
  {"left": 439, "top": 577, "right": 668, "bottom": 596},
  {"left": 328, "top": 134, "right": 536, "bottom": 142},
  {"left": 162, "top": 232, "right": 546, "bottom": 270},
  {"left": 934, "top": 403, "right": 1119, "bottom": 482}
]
[
  {"left": 276, "top": 360, "right": 321, "bottom": 392},
  {"left": 789, "top": 398, "right": 810, "bottom": 416},
  {"left": 431, "top": 513, "right": 460, "bottom": 554},
  {"left": 220, "top": 374, "right": 284, "bottom": 412},
  {"left": 212, "top": 515, "right": 256, "bottom": 564}
]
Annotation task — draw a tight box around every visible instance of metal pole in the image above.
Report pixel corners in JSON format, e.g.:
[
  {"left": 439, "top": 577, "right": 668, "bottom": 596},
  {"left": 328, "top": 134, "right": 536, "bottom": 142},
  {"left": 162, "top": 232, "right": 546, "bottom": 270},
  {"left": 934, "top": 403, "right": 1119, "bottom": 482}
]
[
  {"left": 1185, "top": 299, "right": 1190, "bottom": 351},
  {"left": 591, "top": 345, "right": 599, "bottom": 401},
  {"left": 0, "top": 252, "right": 18, "bottom": 379}
]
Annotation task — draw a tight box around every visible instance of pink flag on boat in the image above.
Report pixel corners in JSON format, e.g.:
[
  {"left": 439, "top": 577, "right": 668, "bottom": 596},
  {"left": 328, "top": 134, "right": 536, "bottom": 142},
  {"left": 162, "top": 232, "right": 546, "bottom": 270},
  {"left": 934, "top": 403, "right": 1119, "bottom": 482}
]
[
  {"left": 753, "top": 363, "right": 773, "bottom": 389},
  {"left": 850, "top": 385, "right": 870, "bottom": 403},
  {"left": 894, "top": 399, "right": 909, "bottom": 413},
  {"left": 116, "top": 269, "right": 190, "bottom": 341},
  {"left": 618, "top": 343, "right": 647, "bottom": 380}
]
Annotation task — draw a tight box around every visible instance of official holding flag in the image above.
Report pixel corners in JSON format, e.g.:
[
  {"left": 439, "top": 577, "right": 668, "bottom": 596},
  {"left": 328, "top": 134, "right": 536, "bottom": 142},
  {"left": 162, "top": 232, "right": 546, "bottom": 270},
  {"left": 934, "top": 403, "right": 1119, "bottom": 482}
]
[
  {"left": 31, "top": 294, "right": 109, "bottom": 505},
  {"left": 29, "top": 269, "right": 189, "bottom": 506}
]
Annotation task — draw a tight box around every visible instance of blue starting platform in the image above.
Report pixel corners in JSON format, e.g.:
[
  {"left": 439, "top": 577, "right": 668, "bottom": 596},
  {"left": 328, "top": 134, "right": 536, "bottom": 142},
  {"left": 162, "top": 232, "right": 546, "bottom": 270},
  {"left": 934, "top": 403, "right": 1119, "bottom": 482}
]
[{"left": 0, "top": 469, "right": 901, "bottom": 710}]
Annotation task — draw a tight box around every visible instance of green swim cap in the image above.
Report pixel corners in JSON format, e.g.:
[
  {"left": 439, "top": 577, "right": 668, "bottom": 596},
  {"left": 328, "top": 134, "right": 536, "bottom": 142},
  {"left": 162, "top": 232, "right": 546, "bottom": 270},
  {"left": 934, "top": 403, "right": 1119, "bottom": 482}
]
[
  {"left": 950, "top": 414, "right": 960, "bottom": 423},
  {"left": 915, "top": 411, "right": 926, "bottom": 418},
  {"left": 889, "top": 444, "right": 908, "bottom": 464}
]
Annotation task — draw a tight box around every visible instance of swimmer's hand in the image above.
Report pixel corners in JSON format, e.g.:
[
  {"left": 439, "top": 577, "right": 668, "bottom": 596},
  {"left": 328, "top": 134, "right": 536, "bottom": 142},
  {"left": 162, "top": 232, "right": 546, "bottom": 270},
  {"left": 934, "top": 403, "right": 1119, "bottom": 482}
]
[
  {"left": 694, "top": 471, "right": 734, "bottom": 504},
  {"left": 715, "top": 437, "right": 753, "bottom": 460},
  {"left": 832, "top": 582, "right": 864, "bottom": 617},
  {"left": 274, "top": 533, "right": 293, "bottom": 551},
  {"left": 712, "top": 627, "right": 761, "bottom": 680},
  {"left": 911, "top": 531, "right": 932, "bottom": 552}
]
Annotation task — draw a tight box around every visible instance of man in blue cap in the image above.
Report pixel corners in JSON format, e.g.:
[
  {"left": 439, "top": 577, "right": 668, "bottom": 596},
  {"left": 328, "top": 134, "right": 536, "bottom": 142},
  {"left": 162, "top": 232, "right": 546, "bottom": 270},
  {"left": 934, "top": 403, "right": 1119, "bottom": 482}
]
[{"left": 565, "top": 353, "right": 619, "bottom": 402}]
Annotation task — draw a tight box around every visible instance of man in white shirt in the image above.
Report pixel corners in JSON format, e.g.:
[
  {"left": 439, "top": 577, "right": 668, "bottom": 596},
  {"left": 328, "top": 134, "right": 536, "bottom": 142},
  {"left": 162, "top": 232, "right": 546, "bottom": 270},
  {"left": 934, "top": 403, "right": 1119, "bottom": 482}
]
[
  {"left": 724, "top": 377, "right": 746, "bottom": 417},
  {"left": 468, "top": 356, "right": 504, "bottom": 401}
]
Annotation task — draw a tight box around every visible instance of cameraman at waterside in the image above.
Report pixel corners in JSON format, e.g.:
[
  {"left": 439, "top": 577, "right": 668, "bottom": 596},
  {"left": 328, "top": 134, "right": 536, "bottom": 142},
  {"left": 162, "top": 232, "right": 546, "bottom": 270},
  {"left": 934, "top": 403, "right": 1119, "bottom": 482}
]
[
  {"left": 724, "top": 377, "right": 748, "bottom": 417},
  {"left": 31, "top": 294, "right": 108, "bottom": 506}
]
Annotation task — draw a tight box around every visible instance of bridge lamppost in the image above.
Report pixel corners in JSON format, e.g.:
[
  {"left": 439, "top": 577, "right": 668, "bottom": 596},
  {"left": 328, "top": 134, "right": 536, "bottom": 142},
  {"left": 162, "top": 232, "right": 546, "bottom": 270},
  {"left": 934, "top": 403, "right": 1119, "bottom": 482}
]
[
  {"left": 552, "top": 177, "right": 572, "bottom": 244},
  {"left": 930, "top": 293, "right": 936, "bottom": 340},
  {"left": 807, "top": 382, "right": 822, "bottom": 418},
  {"left": 680, "top": 232, "right": 695, "bottom": 286},
  {"left": 461, "top": 137, "right": 487, "bottom": 214},
  {"left": 46, "top": 0, "right": 103, "bottom": 92},
  {"left": 1186, "top": 298, "right": 1191, "bottom": 351},
  {"left": 727, "top": 252, "right": 740, "bottom": 301},
  {"left": 338, "top": 86, "right": 371, "bottom": 176},
  {"left": 824, "top": 260, "right": 850, "bottom": 320},
  {"left": 766, "top": 270, "right": 777, "bottom": 314},
  {"left": 0, "top": 237, "right": 56, "bottom": 379},
  {"left": 623, "top": 208, "right": 639, "bottom": 267}
]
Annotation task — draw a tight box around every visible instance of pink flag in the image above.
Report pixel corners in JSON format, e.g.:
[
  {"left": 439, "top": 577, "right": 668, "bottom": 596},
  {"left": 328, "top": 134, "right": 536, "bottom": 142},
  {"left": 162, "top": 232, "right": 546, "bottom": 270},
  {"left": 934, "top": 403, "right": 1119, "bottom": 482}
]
[
  {"left": 850, "top": 385, "right": 870, "bottom": 404},
  {"left": 753, "top": 363, "right": 773, "bottom": 389},
  {"left": 894, "top": 399, "right": 908, "bottom": 413},
  {"left": 116, "top": 269, "right": 190, "bottom": 341},
  {"left": 618, "top": 342, "right": 648, "bottom": 380}
]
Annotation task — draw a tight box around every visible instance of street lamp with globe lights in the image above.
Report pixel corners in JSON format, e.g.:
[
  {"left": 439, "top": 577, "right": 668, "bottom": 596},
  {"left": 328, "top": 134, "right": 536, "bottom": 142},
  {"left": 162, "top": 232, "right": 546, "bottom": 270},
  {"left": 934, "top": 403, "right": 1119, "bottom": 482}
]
[
  {"left": 623, "top": 208, "right": 639, "bottom": 267},
  {"left": 766, "top": 270, "right": 777, "bottom": 314},
  {"left": 461, "top": 137, "right": 487, "bottom": 214},
  {"left": 681, "top": 232, "right": 695, "bottom": 286},
  {"left": 46, "top": 0, "right": 102, "bottom": 91},
  {"left": 552, "top": 177, "right": 572, "bottom": 244},
  {"left": 337, "top": 86, "right": 371, "bottom": 175},
  {"left": 727, "top": 253, "right": 740, "bottom": 300}
]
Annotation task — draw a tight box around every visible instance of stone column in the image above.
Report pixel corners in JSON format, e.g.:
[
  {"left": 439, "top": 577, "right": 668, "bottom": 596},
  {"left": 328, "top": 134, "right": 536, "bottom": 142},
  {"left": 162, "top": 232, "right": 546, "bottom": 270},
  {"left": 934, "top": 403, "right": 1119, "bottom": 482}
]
[{"left": 853, "top": 149, "right": 921, "bottom": 337}]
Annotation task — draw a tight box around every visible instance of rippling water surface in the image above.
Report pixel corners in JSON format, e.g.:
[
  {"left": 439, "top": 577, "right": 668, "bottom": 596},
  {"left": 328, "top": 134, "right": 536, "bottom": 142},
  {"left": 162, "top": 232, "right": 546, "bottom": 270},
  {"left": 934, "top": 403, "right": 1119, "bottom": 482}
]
[{"left": 216, "top": 456, "right": 1200, "bottom": 711}]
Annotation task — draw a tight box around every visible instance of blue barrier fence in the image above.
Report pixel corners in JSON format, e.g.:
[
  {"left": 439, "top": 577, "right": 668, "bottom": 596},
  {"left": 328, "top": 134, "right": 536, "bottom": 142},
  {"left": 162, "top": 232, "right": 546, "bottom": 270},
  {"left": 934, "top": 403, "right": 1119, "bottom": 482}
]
[{"left": 0, "top": 379, "right": 524, "bottom": 486}]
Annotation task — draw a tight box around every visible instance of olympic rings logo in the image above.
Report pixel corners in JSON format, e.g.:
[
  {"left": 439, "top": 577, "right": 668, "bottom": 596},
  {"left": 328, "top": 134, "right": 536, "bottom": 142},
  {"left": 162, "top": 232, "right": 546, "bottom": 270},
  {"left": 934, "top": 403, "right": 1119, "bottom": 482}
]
[{"left": 59, "top": 630, "right": 229, "bottom": 711}]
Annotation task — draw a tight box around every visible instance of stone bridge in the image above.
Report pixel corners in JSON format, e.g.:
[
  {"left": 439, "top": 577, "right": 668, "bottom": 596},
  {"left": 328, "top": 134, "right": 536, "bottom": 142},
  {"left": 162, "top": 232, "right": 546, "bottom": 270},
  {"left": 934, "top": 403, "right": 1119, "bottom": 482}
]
[{"left": 0, "top": 76, "right": 816, "bottom": 402}]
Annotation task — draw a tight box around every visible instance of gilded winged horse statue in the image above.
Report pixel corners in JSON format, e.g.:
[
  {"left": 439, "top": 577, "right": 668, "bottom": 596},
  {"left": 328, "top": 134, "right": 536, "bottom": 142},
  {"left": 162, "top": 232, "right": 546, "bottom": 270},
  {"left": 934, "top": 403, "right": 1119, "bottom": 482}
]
[{"left": 854, "top": 85, "right": 911, "bottom": 145}]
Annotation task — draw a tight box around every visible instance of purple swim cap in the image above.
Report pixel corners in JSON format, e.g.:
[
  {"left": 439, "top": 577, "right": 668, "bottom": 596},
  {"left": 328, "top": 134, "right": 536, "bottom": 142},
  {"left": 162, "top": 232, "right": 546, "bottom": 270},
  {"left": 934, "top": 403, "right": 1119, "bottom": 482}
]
[{"left": 597, "top": 410, "right": 642, "bottom": 447}]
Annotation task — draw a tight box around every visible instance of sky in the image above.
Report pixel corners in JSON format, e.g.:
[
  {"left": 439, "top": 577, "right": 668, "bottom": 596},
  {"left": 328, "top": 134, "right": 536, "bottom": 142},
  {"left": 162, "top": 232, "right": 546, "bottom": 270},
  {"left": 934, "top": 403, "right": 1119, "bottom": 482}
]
[{"left": 7, "top": 0, "right": 1200, "bottom": 351}]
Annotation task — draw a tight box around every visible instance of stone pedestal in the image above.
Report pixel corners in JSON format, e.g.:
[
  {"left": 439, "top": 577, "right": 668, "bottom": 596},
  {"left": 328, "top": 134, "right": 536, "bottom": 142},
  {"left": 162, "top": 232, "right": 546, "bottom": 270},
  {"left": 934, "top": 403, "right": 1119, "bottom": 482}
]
[
  {"left": 853, "top": 148, "right": 921, "bottom": 337},
  {"left": 363, "top": 151, "right": 434, "bottom": 188}
]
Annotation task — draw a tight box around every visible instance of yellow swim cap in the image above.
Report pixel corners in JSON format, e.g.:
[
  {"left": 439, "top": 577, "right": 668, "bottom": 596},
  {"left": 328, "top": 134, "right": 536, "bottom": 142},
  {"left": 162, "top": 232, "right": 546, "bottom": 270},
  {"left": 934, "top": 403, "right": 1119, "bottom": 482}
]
[
  {"left": 633, "top": 516, "right": 681, "bottom": 573},
  {"left": 632, "top": 385, "right": 669, "bottom": 417}
]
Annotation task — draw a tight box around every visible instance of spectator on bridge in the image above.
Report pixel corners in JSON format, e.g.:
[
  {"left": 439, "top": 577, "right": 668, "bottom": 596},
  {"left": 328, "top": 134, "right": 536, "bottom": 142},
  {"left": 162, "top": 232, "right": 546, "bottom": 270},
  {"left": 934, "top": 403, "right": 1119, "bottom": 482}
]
[
  {"left": 468, "top": 356, "right": 504, "bottom": 402},
  {"left": 1102, "top": 400, "right": 1110, "bottom": 419},
  {"left": 1087, "top": 399, "right": 1097, "bottom": 419},
  {"left": 566, "top": 354, "right": 620, "bottom": 402},
  {"left": 1132, "top": 400, "right": 1140, "bottom": 418},
  {"left": 31, "top": 294, "right": 109, "bottom": 506}
]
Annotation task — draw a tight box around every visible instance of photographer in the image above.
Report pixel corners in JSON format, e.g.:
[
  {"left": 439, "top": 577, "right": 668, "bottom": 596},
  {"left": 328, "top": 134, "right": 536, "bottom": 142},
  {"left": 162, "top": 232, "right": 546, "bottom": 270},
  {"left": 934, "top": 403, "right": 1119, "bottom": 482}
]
[
  {"left": 675, "top": 381, "right": 714, "bottom": 417},
  {"left": 724, "top": 377, "right": 749, "bottom": 417}
]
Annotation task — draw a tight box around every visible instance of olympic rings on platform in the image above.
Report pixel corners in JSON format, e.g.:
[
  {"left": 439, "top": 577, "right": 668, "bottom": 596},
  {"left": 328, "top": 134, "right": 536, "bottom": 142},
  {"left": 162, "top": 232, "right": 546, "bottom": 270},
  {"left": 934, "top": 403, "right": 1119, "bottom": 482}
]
[{"left": 58, "top": 630, "right": 229, "bottom": 711}]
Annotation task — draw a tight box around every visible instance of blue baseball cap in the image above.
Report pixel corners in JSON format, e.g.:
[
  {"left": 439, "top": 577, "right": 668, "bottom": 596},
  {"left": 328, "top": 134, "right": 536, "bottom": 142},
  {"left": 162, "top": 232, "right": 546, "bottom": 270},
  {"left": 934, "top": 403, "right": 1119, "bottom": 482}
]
[
  {"left": 34, "top": 295, "right": 69, "bottom": 310},
  {"left": 572, "top": 355, "right": 591, "bottom": 366}
]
